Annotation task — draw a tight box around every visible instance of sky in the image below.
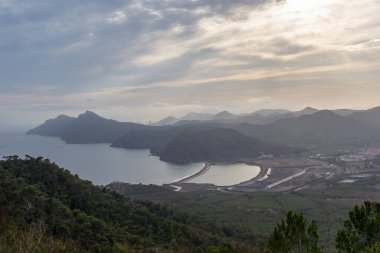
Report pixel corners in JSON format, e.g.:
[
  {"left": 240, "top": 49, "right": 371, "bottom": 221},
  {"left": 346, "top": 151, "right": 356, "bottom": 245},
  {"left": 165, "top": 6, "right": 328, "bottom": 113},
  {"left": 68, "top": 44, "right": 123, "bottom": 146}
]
[{"left": 1, "top": 0, "right": 380, "bottom": 129}]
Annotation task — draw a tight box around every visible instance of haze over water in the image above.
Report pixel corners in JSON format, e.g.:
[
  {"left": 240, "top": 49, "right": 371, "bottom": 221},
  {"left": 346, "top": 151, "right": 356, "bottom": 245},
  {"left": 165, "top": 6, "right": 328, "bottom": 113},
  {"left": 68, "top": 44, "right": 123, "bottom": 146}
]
[
  {"left": 189, "top": 163, "right": 260, "bottom": 186},
  {"left": 0, "top": 132, "right": 203, "bottom": 185},
  {"left": 0, "top": 132, "right": 261, "bottom": 186}
]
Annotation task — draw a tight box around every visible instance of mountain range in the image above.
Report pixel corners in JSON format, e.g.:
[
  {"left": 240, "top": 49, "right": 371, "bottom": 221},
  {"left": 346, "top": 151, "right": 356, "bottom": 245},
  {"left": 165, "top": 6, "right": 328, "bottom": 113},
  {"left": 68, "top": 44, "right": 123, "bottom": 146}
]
[
  {"left": 235, "top": 110, "right": 380, "bottom": 148},
  {"left": 27, "top": 111, "right": 152, "bottom": 144},
  {"left": 27, "top": 106, "right": 380, "bottom": 163},
  {"left": 155, "top": 107, "right": 361, "bottom": 126},
  {"left": 154, "top": 128, "right": 294, "bottom": 164}
]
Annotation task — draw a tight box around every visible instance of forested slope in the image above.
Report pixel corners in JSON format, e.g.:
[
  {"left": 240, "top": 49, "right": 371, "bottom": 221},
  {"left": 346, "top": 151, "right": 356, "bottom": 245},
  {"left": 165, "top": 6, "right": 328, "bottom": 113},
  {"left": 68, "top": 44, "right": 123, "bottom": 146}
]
[{"left": 0, "top": 156, "right": 262, "bottom": 253}]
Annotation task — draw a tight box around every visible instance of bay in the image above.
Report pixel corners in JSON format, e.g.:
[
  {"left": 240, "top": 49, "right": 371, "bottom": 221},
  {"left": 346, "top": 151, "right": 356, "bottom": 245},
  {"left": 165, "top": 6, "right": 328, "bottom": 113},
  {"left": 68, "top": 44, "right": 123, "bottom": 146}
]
[
  {"left": 188, "top": 163, "right": 260, "bottom": 186},
  {"left": 0, "top": 132, "right": 203, "bottom": 185}
]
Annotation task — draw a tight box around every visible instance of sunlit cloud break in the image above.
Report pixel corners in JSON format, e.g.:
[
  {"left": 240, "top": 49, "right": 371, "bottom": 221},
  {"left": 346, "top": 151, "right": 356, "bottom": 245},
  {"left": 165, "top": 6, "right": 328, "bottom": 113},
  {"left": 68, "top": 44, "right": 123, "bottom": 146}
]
[{"left": 0, "top": 0, "right": 379, "bottom": 127}]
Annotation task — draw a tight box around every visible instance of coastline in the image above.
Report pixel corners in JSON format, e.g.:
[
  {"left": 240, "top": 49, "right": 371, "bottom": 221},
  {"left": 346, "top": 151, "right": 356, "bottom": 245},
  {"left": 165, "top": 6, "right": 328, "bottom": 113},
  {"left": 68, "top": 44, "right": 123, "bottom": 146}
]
[{"left": 170, "top": 162, "right": 263, "bottom": 191}]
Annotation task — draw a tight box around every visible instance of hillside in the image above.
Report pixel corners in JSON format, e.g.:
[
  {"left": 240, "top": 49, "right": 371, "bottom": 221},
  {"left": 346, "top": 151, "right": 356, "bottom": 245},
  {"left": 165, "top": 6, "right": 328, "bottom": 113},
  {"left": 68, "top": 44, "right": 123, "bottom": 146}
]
[
  {"left": 180, "top": 112, "right": 214, "bottom": 121},
  {"left": 28, "top": 108, "right": 380, "bottom": 162},
  {"left": 237, "top": 110, "right": 380, "bottom": 148},
  {"left": 111, "top": 127, "right": 185, "bottom": 150},
  {"left": 350, "top": 106, "right": 380, "bottom": 128},
  {"left": 108, "top": 179, "right": 380, "bottom": 252},
  {"left": 0, "top": 156, "right": 262, "bottom": 252},
  {"left": 213, "top": 111, "right": 236, "bottom": 121},
  {"left": 111, "top": 124, "right": 219, "bottom": 150},
  {"left": 27, "top": 111, "right": 151, "bottom": 144},
  {"left": 26, "top": 114, "right": 75, "bottom": 136},
  {"left": 157, "top": 107, "right": 361, "bottom": 126},
  {"left": 226, "top": 107, "right": 316, "bottom": 125},
  {"left": 157, "top": 107, "right": 320, "bottom": 126},
  {"left": 154, "top": 128, "right": 291, "bottom": 164},
  {"left": 156, "top": 116, "right": 178, "bottom": 126}
]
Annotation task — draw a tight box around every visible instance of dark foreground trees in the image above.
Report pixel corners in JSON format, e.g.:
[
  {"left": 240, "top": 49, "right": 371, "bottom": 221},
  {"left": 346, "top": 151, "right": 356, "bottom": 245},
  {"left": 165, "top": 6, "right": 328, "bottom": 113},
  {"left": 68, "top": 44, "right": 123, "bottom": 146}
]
[
  {"left": 0, "top": 156, "right": 263, "bottom": 253},
  {"left": 336, "top": 202, "right": 380, "bottom": 253},
  {"left": 266, "top": 211, "right": 322, "bottom": 253},
  {"left": 266, "top": 202, "right": 380, "bottom": 253}
]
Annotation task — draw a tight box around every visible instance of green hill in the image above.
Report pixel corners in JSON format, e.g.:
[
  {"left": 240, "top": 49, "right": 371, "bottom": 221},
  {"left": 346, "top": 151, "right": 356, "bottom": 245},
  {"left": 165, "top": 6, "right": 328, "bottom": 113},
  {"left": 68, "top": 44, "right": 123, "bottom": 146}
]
[
  {"left": 155, "top": 128, "right": 292, "bottom": 164},
  {"left": 27, "top": 111, "right": 150, "bottom": 144},
  {"left": 0, "top": 156, "right": 262, "bottom": 253}
]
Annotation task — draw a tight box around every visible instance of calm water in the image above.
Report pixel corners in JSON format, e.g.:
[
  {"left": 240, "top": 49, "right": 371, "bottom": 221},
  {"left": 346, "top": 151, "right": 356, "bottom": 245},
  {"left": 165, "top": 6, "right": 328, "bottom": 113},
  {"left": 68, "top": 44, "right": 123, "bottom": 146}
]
[
  {"left": 0, "top": 132, "right": 203, "bottom": 185},
  {"left": 188, "top": 163, "right": 260, "bottom": 186}
]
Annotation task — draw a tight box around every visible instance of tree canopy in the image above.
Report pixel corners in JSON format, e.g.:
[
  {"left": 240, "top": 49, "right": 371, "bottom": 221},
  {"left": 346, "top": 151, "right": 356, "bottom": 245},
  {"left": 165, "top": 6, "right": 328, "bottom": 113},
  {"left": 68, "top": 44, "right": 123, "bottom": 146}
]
[
  {"left": 266, "top": 211, "right": 322, "bottom": 253},
  {"left": 0, "top": 156, "right": 261, "bottom": 253},
  {"left": 336, "top": 202, "right": 380, "bottom": 253}
]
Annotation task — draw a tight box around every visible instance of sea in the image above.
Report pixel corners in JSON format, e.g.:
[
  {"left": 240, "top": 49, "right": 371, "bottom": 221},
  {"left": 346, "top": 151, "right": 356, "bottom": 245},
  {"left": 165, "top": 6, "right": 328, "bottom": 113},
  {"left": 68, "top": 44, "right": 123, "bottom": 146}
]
[{"left": 0, "top": 132, "right": 260, "bottom": 186}]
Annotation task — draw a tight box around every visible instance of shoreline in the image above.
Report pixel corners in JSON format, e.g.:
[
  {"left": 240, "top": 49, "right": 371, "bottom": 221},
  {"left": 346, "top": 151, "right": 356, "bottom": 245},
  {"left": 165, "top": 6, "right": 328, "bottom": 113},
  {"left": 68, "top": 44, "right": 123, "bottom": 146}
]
[
  {"left": 171, "top": 163, "right": 211, "bottom": 184},
  {"left": 170, "top": 162, "right": 263, "bottom": 191}
]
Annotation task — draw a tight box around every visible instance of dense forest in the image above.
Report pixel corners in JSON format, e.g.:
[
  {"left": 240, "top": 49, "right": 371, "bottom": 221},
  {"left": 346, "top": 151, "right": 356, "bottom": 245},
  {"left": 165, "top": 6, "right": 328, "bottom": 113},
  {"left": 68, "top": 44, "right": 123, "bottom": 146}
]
[
  {"left": 0, "top": 156, "right": 262, "bottom": 253},
  {"left": 265, "top": 202, "right": 380, "bottom": 253},
  {"left": 110, "top": 181, "right": 380, "bottom": 252}
]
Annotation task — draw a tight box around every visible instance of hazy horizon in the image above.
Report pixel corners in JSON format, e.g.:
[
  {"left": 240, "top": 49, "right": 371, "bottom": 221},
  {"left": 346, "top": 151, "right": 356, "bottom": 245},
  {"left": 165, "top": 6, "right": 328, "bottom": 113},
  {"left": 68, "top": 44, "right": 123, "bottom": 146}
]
[
  {"left": 1, "top": 0, "right": 380, "bottom": 128},
  {"left": 2, "top": 104, "right": 379, "bottom": 132}
]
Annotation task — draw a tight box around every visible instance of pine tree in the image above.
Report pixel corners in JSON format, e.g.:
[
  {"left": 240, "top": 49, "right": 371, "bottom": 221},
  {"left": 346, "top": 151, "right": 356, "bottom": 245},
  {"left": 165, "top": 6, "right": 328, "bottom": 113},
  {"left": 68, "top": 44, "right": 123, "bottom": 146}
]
[
  {"left": 336, "top": 202, "right": 380, "bottom": 253},
  {"left": 266, "top": 211, "right": 322, "bottom": 253}
]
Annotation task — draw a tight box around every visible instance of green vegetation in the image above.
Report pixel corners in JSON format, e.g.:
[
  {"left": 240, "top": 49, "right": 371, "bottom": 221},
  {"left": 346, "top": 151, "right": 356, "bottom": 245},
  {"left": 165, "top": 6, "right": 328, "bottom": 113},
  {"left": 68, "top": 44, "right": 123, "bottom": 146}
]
[
  {"left": 336, "top": 202, "right": 380, "bottom": 253},
  {"left": 265, "top": 202, "right": 380, "bottom": 253},
  {"left": 0, "top": 156, "right": 262, "bottom": 252},
  {"left": 156, "top": 128, "right": 275, "bottom": 164},
  {"left": 266, "top": 211, "right": 321, "bottom": 253},
  {"left": 1, "top": 156, "right": 380, "bottom": 252},
  {"left": 110, "top": 179, "right": 380, "bottom": 251},
  {"left": 0, "top": 217, "right": 84, "bottom": 253},
  {"left": 113, "top": 127, "right": 295, "bottom": 164}
]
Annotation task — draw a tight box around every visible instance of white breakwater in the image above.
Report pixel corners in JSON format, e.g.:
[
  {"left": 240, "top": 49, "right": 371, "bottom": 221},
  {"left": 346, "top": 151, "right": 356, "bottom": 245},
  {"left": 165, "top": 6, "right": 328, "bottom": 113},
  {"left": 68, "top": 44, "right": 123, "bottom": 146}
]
[
  {"left": 188, "top": 163, "right": 260, "bottom": 186},
  {"left": 257, "top": 168, "right": 272, "bottom": 181},
  {"left": 266, "top": 169, "right": 306, "bottom": 189}
]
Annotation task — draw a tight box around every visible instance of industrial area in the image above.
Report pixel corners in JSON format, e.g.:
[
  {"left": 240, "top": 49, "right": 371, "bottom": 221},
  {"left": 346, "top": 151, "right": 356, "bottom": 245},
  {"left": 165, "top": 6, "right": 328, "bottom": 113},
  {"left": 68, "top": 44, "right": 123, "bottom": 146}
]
[{"left": 169, "top": 147, "right": 380, "bottom": 193}]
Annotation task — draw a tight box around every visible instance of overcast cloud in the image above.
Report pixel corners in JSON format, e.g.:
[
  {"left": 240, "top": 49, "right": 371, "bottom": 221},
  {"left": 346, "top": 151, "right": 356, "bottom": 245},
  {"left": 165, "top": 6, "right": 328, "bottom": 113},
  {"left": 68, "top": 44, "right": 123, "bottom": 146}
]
[{"left": 0, "top": 0, "right": 380, "bottom": 128}]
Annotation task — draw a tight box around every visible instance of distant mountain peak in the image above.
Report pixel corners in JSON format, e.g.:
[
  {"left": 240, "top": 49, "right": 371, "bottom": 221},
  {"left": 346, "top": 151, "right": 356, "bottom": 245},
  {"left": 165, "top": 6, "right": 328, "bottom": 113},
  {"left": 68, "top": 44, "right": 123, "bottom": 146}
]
[
  {"left": 157, "top": 116, "right": 177, "bottom": 126},
  {"left": 253, "top": 109, "right": 292, "bottom": 116},
  {"left": 214, "top": 111, "right": 235, "bottom": 120},
  {"left": 302, "top": 106, "right": 318, "bottom": 112},
  {"left": 26, "top": 114, "right": 75, "bottom": 136},
  {"left": 367, "top": 106, "right": 380, "bottom": 112},
  {"left": 56, "top": 114, "right": 71, "bottom": 119},
  {"left": 28, "top": 111, "right": 149, "bottom": 144},
  {"left": 180, "top": 112, "right": 214, "bottom": 121},
  {"left": 293, "top": 106, "right": 319, "bottom": 116},
  {"left": 307, "top": 110, "right": 340, "bottom": 118},
  {"left": 216, "top": 110, "right": 231, "bottom": 114},
  {"left": 84, "top": 110, "right": 98, "bottom": 116},
  {"left": 78, "top": 111, "right": 103, "bottom": 119},
  {"left": 161, "top": 116, "right": 176, "bottom": 121}
]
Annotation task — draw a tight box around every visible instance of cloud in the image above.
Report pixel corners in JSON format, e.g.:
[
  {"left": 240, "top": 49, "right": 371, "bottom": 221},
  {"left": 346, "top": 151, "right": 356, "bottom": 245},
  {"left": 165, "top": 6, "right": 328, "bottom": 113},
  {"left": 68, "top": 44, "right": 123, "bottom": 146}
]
[
  {"left": 343, "top": 39, "right": 380, "bottom": 51},
  {"left": 106, "top": 10, "right": 126, "bottom": 24},
  {"left": 0, "top": 0, "right": 380, "bottom": 124},
  {"left": 247, "top": 96, "right": 273, "bottom": 104},
  {"left": 269, "top": 38, "right": 315, "bottom": 56}
]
